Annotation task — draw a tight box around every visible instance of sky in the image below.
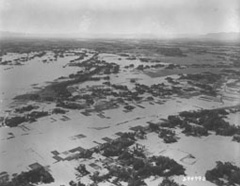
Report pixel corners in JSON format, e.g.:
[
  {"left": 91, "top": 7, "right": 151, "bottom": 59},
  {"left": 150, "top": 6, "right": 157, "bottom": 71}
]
[{"left": 0, "top": 0, "right": 239, "bottom": 37}]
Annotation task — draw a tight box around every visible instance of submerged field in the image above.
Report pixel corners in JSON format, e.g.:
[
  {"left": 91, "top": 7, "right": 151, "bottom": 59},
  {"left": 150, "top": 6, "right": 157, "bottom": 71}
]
[{"left": 0, "top": 38, "right": 240, "bottom": 186}]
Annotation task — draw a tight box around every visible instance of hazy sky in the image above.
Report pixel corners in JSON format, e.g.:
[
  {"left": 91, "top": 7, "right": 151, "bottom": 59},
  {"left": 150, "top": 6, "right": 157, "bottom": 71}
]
[{"left": 0, "top": 0, "right": 239, "bottom": 37}]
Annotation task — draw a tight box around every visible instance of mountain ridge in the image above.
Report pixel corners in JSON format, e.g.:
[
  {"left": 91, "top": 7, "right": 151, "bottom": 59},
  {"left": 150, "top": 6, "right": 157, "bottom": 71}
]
[{"left": 1, "top": 31, "right": 239, "bottom": 41}]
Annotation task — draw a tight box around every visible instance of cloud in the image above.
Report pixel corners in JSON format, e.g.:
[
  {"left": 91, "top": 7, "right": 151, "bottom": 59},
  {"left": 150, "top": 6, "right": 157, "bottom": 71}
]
[
  {"left": 0, "top": 0, "right": 239, "bottom": 35},
  {"left": 78, "top": 12, "right": 92, "bottom": 33}
]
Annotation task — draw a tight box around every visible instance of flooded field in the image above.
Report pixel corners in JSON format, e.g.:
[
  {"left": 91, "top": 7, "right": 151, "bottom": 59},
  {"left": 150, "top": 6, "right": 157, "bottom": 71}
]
[{"left": 0, "top": 38, "right": 240, "bottom": 186}]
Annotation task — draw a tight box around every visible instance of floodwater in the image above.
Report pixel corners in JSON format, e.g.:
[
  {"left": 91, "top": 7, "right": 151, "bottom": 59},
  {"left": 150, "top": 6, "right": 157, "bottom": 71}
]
[
  {"left": 0, "top": 54, "right": 80, "bottom": 112},
  {"left": 1, "top": 50, "right": 239, "bottom": 186}
]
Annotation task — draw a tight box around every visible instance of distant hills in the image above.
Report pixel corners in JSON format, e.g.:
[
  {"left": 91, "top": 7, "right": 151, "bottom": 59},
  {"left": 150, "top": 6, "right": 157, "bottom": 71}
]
[
  {"left": 0, "top": 31, "right": 29, "bottom": 38},
  {"left": 0, "top": 31, "right": 73, "bottom": 39},
  {"left": 0, "top": 31, "right": 239, "bottom": 41},
  {"left": 0, "top": 31, "right": 158, "bottom": 40},
  {"left": 201, "top": 32, "right": 240, "bottom": 41}
]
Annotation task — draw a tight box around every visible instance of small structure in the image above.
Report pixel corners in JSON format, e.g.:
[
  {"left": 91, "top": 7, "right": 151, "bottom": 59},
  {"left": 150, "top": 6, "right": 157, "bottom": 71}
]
[
  {"left": 76, "top": 164, "right": 90, "bottom": 176},
  {"left": 29, "top": 162, "right": 43, "bottom": 170}
]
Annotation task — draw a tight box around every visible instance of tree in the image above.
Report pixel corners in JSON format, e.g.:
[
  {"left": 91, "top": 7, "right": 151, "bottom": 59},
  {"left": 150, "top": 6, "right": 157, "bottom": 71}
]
[
  {"left": 133, "top": 159, "right": 145, "bottom": 170},
  {"left": 128, "top": 178, "right": 147, "bottom": 186},
  {"left": 159, "top": 178, "right": 183, "bottom": 186}
]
